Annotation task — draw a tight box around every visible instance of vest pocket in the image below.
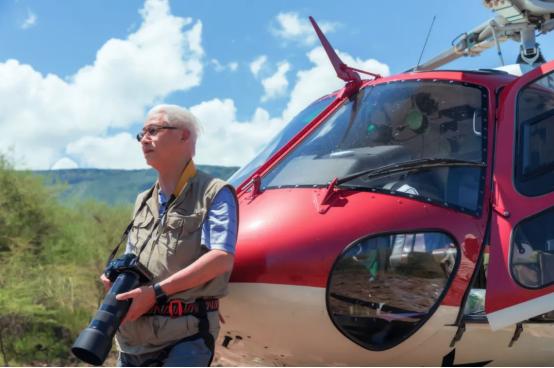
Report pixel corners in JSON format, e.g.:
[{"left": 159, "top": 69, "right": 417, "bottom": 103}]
[
  {"left": 163, "top": 211, "right": 204, "bottom": 251},
  {"left": 129, "top": 212, "right": 154, "bottom": 252}
]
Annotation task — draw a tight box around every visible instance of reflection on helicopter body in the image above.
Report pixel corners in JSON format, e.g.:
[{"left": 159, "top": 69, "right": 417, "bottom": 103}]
[{"left": 328, "top": 232, "right": 458, "bottom": 350}]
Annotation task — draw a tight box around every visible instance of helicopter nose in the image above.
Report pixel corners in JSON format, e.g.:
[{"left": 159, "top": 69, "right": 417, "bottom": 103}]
[{"left": 227, "top": 186, "right": 477, "bottom": 360}]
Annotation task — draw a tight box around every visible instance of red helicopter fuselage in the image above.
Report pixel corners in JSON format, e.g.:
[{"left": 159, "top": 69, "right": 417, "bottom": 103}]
[{"left": 217, "top": 62, "right": 554, "bottom": 365}]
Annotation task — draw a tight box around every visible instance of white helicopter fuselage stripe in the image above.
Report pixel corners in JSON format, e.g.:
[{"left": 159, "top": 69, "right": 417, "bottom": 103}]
[
  {"left": 216, "top": 283, "right": 554, "bottom": 366},
  {"left": 487, "top": 292, "right": 554, "bottom": 331}
]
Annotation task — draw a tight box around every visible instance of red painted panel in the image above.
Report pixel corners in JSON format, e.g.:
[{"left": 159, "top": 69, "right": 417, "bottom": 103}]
[
  {"left": 230, "top": 69, "right": 526, "bottom": 315},
  {"left": 231, "top": 188, "right": 484, "bottom": 307}
]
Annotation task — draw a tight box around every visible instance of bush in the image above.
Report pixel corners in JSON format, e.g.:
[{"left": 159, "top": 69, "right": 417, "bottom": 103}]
[{"left": 0, "top": 157, "right": 131, "bottom": 366}]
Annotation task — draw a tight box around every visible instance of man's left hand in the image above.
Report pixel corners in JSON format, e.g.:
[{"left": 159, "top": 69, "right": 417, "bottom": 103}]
[{"left": 116, "top": 286, "right": 156, "bottom": 324}]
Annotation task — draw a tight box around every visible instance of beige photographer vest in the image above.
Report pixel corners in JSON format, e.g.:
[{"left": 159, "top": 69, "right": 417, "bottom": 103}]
[{"left": 115, "top": 169, "right": 235, "bottom": 354}]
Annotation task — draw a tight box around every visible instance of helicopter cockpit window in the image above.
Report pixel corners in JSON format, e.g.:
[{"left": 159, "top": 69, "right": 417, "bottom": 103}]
[
  {"left": 327, "top": 231, "right": 458, "bottom": 351},
  {"left": 261, "top": 80, "right": 488, "bottom": 214},
  {"left": 511, "top": 206, "right": 554, "bottom": 289},
  {"left": 228, "top": 95, "right": 335, "bottom": 188},
  {"left": 515, "top": 70, "right": 554, "bottom": 196}
]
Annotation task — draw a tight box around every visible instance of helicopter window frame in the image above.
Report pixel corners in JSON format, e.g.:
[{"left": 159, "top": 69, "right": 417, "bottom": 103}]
[
  {"left": 260, "top": 79, "right": 489, "bottom": 217},
  {"left": 509, "top": 206, "right": 554, "bottom": 290},
  {"left": 514, "top": 70, "right": 554, "bottom": 197},
  {"left": 326, "top": 229, "right": 460, "bottom": 351}
]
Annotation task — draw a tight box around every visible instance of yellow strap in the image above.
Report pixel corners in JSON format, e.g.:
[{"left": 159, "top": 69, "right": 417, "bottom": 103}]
[{"left": 173, "top": 160, "right": 197, "bottom": 197}]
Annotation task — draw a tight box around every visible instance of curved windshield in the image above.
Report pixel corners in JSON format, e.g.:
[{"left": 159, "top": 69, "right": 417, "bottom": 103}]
[
  {"left": 228, "top": 95, "right": 336, "bottom": 187},
  {"left": 262, "top": 80, "right": 488, "bottom": 214}
]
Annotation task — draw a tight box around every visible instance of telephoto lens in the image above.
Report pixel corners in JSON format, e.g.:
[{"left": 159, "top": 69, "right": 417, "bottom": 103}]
[{"left": 71, "top": 255, "right": 152, "bottom": 366}]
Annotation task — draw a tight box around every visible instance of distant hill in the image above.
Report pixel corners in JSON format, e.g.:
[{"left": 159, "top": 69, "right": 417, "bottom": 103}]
[{"left": 32, "top": 165, "right": 239, "bottom": 205}]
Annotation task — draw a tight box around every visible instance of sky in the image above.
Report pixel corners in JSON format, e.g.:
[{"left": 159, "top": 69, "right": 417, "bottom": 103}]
[{"left": 2, "top": 0, "right": 553, "bottom": 170}]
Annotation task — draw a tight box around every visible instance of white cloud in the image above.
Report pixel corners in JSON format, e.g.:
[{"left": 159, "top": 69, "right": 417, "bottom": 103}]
[
  {"left": 249, "top": 55, "right": 267, "bottom": 77},
  {"left": 271, "top": 12, "right": 338, "bottom": 46},
  {"left": 21, "top": 9, "right": 37, "bottom": 30},
  {"left": 66, "top": 133, "right": 145, "bottom": 169},
  {"left": 69, "top": 44, "right": 388, "bottom": 169},
  {"left": 51, "top": 157, "right": 78, "bottom": 170},
  {"left": 228, "top": 62, "right": 238, "bottom": 71},
  {"left": 1, "top": 0, "right": 204, "bottom": 169},
  {"left": 251, "top": 55, "right": 290, "bottom": 101},
  {"left": 211, "top": 59, "right": 239, "bottom": 72},
  {"left": 211, "top": 59, "right": 225, "bottom": 72},
  {"left": 191, "top": 99, "right": 284, "bottom": 167},
  {"left": 2, "top": 1, "right": 391, "bottom": 171},
  {"left": 261, "top": 61, "right": 290, "bottom": 102},
  {"left": 185, "top": 19, "right": 203, "bottom": 55}
]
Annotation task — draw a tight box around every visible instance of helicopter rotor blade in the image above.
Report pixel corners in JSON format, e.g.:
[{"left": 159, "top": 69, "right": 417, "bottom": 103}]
[{"left": 411, "top": 0, "right": 554, "bottom": 71}]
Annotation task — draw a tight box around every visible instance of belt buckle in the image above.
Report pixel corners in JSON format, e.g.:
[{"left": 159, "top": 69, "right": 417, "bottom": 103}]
[{"left": 168, "top": 299, "right": 183, "bottom": 318}]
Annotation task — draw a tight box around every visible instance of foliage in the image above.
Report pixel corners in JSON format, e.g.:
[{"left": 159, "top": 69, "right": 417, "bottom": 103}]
[{"left": 0, "top": 157, "right": 132, "bottom": 366}]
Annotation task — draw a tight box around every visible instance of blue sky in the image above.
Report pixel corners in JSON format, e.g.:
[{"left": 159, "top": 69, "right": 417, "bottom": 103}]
[{"left": 2, "top": 0, "right": 553, "bottom": 170}]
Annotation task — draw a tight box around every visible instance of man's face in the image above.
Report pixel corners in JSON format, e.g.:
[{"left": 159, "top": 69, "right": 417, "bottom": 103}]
[{"left": 139, "top": 112, "right": 189, "bottom": 169}]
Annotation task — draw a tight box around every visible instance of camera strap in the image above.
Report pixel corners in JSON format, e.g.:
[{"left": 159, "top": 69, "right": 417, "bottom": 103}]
[
  {"left": 105, "top": 186, "right": 178, "bottom": 267},
  {"left": 105, "top": 186, "right": 155, "bottom": 267},
  {"left": 135, "top": 193, "right": 176, "bottom": 259}
]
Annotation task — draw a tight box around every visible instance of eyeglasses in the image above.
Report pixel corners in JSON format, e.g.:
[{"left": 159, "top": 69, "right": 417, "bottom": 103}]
[{"left": 136, "top": 125, "right": 179, "bottom": 142}]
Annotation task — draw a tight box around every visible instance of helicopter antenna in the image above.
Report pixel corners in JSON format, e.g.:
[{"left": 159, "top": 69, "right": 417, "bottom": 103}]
[
  {"left": 309, "top": 16, "right": 380, "bottom": 98},
  {"left": 415, "top": 15, "right": 437, "bottom": 71},
  {"left": 408, "top": 0, "right": 554, "bottom": 72},
  {"left": 490, "top": 20, "right": 505, "bottom": 66}
]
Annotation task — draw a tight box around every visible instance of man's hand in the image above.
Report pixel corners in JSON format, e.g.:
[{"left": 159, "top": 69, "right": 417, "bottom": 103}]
[
  {"left": 116, "top": 286, "right": 156, "bottom": 324},
  {"left": 100, "top": 273, "right": 112, "bottom": 292}
]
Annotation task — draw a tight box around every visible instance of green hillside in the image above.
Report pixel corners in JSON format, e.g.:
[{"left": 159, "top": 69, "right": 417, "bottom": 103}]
[{"left": 32, "top": 165, "right": 238, "bottom": 205}]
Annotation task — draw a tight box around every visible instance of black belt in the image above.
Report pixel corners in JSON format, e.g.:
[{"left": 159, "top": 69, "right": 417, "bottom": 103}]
[{"left": 148, "top": 298, "right": 219, "bottom": 318}]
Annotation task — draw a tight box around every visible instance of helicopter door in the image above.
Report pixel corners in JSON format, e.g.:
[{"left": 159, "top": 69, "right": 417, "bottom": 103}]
[{"left": 486, "top": 60, "right": 554, "bottom": 330}]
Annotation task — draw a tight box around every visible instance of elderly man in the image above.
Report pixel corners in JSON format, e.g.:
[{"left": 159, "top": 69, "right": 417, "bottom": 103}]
[{"left": 101, "top": 104, "right": 238, "bottom": 366}]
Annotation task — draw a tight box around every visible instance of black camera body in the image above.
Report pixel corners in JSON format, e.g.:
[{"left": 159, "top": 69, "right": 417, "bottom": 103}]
[
  {"left": 104, "top": 253, "right": 153, "bottom": 284},
  {"left": 71, "top": 254, "right": 153, "bottom": 366}
]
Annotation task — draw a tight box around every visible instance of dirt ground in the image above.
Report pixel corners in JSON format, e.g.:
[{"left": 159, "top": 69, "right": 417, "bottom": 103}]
[{"left": 97, "top": 340, "right": 253, "bottom": 367}]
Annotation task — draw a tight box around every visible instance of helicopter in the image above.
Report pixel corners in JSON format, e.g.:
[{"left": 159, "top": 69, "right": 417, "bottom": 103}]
[{"left": 216, "top": 0, "right": 554, "bottom": 365}]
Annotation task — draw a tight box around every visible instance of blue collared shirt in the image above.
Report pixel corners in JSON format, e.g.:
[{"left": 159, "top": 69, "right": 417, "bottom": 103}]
[{"left": 126, "top": 186, "right": 238, "bottom": 255}]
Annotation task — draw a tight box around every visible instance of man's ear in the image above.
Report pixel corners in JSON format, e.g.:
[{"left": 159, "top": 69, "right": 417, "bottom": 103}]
[{"left": 181, "top": 129, "right": 191, "bottom": 141}]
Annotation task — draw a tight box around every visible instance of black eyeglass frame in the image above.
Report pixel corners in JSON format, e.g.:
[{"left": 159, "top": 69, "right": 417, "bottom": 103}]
[{"left": 136, "top": 125, "right": 179, "bottom": 142}]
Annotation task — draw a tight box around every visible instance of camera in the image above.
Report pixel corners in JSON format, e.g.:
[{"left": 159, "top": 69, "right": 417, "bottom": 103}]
[{"left": 71, "top": 254, "right": 153, "bottom": 366}]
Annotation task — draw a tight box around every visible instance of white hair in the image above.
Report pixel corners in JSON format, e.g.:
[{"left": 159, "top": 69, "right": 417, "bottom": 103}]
[{"left": 146, "top": 104, "right": 201, "bottom": 155}]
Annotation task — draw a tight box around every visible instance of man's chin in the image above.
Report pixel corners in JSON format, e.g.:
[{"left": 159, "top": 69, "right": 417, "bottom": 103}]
[
  {"left": 145, "top": 157, "right": 162, "bottom": 171},
  {"left": 144, "top": 155, "right": 156, "bottom": 166}
]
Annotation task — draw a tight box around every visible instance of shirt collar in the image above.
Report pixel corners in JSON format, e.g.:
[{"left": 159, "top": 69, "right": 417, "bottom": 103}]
[{"left": 156, "top": 160, "right": 196, "bottom": 211}]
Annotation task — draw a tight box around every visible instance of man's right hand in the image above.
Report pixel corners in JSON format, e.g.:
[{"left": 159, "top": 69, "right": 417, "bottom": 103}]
[{"left": 100, "top": 273, "right": 112, "bottom": 292}]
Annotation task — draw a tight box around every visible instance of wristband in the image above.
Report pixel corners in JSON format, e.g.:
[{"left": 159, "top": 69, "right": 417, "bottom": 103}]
[{"left": 153, "top": 283, "right": 168, "bottom": 305}]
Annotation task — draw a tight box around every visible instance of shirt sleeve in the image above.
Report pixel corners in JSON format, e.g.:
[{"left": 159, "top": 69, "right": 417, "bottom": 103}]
[{"left": 201, "top": 186, "right": 238, "bottom": 254}]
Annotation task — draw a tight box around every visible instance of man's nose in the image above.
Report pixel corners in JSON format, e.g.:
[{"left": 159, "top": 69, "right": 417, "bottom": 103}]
[{"left": 140, "top": 133, "right": 152, "bottom": 144}]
